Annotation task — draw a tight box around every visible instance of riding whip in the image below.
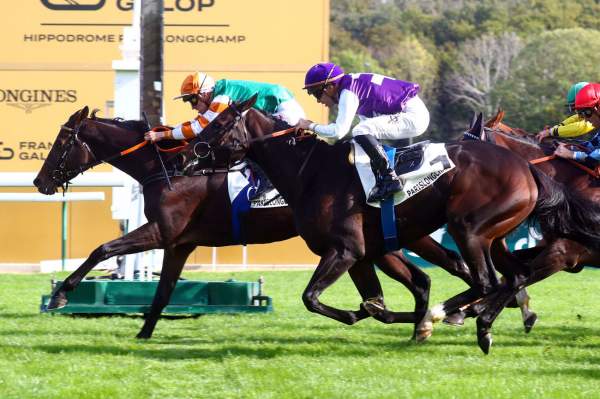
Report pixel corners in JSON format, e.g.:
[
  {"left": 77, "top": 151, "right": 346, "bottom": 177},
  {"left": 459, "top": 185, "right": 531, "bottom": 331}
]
[{"left": 143, "top": 112, "right": 173, "bottom": 191}]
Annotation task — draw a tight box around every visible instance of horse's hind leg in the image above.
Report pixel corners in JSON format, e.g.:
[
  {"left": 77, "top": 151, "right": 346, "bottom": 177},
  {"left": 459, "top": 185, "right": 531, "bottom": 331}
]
[
  {"left": 477, "top": 239, "right": 586, "bottom": 354},
  {"left": 137, "top": 243, "right": 195, "bottom": 339},
  {"left": 491, "top": 239, "right": 537, "bottom": 333},
  {"left": 406, "top": 236, "right": 472, "bottom": 286},
  {"left": 48, "top": 222, "right": 163, "bottom": 310}
]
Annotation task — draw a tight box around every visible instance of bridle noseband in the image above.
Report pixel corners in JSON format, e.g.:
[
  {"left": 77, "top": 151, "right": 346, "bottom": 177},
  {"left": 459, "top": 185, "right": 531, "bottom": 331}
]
[
  {"left": 51, "top": 122, "right": 99, "bottom": 191},
  {"left": 192, "top": 101, "right": 249, "bottom": 167}
]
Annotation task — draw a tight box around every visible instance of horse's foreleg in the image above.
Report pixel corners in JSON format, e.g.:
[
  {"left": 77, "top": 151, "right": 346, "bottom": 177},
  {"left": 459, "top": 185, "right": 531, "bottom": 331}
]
[
  {"left": 347, "top": 255, "right": 422, "bottom": 327},
  {"left": 347, "top": 261, "right": 384, "bottom": 323},
  {"left": 302, "top": 248, "right": 371, "bottom": 325},
  {"left": 47, "top": 222, "right": 162, "bottom": 310},
  {"left": 406, "top": 237, "right": 473, "bottom": 327},
  {"left": 137, "top": 243, "right": 195, "bottom": 339},
  {"left": 416, "top": 233, "right": 496, "bottom": 342},
  {"left": 376, "top": 252, "right": 430, "bottom": 333}
]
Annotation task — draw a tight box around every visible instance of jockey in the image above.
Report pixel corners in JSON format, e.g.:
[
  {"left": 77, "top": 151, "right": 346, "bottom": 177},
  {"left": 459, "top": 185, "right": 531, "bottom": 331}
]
[
  {"left": 296, "top": 62, "right": 430, "bottom": 202},
  {"left": 144, "top": 72, "right": 305, "bottom": 142},
  {"left": 554, "top": 83, "right": 600, "bottom": 161},
  {"left": 536, "top": 81, "right": 595, "bottom": 141}
]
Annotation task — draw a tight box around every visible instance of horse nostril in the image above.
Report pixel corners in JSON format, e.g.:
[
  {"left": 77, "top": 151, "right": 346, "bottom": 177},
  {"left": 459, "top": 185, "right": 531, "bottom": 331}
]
[{"left": 33, "top": 177, "right": 40, "bottom": 187}]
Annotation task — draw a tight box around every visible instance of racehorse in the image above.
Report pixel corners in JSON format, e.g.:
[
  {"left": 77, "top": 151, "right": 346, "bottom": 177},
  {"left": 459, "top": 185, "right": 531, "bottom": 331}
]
[
  {"left": 34, "top": 106, "right": 473, "bottom": 339},
  {"left": 181, "top": 96, "right": 600, "bottom": 353},
  {"left": 482, "top": 111, "right": 600, "bottom": 267}
]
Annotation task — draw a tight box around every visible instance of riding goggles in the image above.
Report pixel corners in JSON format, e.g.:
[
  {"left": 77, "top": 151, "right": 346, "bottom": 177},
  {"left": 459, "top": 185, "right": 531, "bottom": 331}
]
[
  {"left": 577, "top": 108, "right": 595, "bottom": 118},
  {"left": 182, "top": 94, "right": 199, "bottom": 105},
  {"left": 309, "top": 85, "right": 326, "bottom": 100}
]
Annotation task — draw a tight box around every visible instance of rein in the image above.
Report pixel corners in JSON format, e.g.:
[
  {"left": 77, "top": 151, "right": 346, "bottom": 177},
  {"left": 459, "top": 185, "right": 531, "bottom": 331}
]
[
  {"left": 55, "top": 122, "right": 188, "bottom": 191},
  {"left": 490, "top": 126, "right": 600, "bottom": 178}
]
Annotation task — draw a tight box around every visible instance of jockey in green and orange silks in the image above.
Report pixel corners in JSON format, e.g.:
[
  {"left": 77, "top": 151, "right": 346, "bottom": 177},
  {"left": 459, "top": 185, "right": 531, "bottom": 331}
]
[{"left": 144, "top": 72, "right": 305, "bottom": 142}]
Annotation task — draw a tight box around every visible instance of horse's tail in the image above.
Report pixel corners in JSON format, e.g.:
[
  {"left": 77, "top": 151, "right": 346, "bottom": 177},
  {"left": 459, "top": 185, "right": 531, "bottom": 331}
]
[{"left": 528, "top": 165, "right": 600, "bottom": 250}]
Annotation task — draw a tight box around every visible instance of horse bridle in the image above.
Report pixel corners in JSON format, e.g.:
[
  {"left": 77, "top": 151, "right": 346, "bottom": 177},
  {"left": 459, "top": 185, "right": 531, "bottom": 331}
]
[
  {"left": 192, "top": 101, "right": 250, "bottom": 167},
  {"left": 51, "top": 121, "right": 99, "bottom": 191}
]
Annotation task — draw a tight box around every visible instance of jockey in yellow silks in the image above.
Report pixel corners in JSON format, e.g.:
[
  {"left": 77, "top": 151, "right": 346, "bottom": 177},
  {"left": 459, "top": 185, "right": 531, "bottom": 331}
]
[{"left": 536, "top": 81, "right": 595, "bottom": 141}]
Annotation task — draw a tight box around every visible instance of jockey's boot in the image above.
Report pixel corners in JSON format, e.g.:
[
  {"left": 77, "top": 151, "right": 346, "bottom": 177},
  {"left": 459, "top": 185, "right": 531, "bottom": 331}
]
[{"left": 354, "top": 134, "right": 403, "bottom": 202}]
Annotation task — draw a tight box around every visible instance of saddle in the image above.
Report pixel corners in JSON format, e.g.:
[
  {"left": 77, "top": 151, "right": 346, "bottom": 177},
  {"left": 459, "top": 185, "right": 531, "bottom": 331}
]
[{"left": 390, "top": 140, "right": 429, "bottom": 175}]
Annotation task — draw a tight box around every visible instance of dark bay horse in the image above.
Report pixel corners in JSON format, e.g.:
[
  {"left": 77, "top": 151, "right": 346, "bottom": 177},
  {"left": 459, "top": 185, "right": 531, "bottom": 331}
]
[
  {"left": 34, "top": 106, "right": 473, "bottom": 339},
  {"left": 181, "top": 97, "right": 600, "bottom": 352}
]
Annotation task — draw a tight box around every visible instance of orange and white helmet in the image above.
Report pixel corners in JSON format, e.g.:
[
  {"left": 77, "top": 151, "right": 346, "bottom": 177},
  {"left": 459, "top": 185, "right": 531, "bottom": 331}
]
[{"left": 173, "top": 72, "right": 215, "bottom": 100}]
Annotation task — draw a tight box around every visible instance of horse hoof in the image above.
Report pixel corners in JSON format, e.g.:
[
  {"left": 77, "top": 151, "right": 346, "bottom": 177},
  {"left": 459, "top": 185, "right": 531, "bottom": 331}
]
[
  {"left": 443, "top": 311, "right": 466, "bottom": 327},
  {"left": 477, "top": 332, "right": 492, "bottom": 355},
  {"left": 47, "top": 292, "right": 68, "bottom": 310},
  {"left": 362, "top": 297, "right": 385, "bottom": 316},
  {"left": 415, "top": 321, "right": 433, "bottom": 343},
  {"left": 524, "top": 313, "right": 538, "bottom": 334},
  {"left": 136, "top": 331, "right": 152, "bottom": 340}
]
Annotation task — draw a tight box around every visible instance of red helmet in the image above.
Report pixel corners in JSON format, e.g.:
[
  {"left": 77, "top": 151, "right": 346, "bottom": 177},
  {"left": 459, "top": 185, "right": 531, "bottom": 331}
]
[{"left": 574, "top": 83, "right": 600, "bottom": 109}]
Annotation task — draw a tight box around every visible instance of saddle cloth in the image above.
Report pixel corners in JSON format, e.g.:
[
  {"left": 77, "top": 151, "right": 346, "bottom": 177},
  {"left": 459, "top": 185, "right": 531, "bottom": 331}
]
[
  {"left": 352, "top": 141, "right": 455, "bottom": 208},
  {"left": 227, "top": 162, "right": 287, "bottom": 208}
]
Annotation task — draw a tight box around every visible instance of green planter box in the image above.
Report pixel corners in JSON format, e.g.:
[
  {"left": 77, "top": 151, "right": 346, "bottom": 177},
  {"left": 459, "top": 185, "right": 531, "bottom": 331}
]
[{"left": 41, "top": 279, "right": 273, "bottom": 314}]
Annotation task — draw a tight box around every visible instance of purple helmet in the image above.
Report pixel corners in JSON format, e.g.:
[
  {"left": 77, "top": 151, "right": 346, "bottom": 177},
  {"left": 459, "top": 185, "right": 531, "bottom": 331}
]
[{"left": 303, "top": 62, "right": 345, "bottom": 90}]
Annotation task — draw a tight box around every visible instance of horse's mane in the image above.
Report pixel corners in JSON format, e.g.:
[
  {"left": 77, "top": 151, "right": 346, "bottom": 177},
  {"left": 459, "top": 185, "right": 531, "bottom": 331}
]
[{"left": 91, "top": 115, "right": 148, "bottom": 133}]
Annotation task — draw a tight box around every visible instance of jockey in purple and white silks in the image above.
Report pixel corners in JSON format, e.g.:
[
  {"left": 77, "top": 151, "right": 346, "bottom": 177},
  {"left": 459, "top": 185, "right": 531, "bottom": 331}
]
[{"left": 296, "top": 62, "right": 430, "bottom": 202}]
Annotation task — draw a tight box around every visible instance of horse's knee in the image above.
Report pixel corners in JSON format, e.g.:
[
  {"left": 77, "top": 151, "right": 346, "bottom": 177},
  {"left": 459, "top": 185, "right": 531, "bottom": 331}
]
[{"left": 302, "top": 291, "right": 318, "bottom": 313}]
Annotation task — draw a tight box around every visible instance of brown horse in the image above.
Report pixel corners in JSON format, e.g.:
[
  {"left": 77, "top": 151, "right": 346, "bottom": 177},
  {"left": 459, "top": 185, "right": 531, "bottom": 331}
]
[
  {"left": 181, "top": 96, "right": 600, "bottom": 353},
  {"left": 482, "top": 111, "right": 600, "bottom": 268},
  {"left": 34, "top": 106, "right": 473, "bottom": 339},
  {"left": 452, "top": 111, "right": 600, "bottom": 351}
]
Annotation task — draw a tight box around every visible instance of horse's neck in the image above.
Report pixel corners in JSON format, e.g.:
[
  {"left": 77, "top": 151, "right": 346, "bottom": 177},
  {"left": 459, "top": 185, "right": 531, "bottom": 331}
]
[
  {"left": 89, "top": 121, "right": 159, "bottom": 183},
  {"left": 492, "top": 130, "right": 545, "bottom": 159}
]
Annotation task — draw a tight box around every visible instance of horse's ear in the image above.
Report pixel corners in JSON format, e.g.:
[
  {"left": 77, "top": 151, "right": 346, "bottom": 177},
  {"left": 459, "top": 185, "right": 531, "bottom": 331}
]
[
  {"left": 77, "top": 106, "right": 90, "bottom": 122},
  {"left": 474, "top": 112, "right": 486, "bottom": 140},
  {"left": 90, "top": 108, "right": 100, "bottom": 119},
  {"left": 241, "top": 93, "right": 258, "bottom": 111}
]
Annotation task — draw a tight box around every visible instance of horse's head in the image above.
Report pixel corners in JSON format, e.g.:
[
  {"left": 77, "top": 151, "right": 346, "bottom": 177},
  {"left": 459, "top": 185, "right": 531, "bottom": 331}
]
[
  {"left": 186, "top": 94, "right": 258, "bottom": 168},
  {"left": 34, "top": 106, "right": 98, "bottom": 194}
]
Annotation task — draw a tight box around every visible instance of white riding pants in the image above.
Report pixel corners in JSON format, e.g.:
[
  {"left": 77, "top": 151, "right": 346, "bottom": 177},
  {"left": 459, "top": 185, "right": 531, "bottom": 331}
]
[{"left": 352, "top": 95, "right": 430, "bottom": 141}]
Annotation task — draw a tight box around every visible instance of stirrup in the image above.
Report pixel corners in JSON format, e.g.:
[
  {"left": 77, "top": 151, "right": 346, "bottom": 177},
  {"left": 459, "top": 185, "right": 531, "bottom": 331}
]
[{"left": 368, "top": 177, "right": 403, "bottom": 202}]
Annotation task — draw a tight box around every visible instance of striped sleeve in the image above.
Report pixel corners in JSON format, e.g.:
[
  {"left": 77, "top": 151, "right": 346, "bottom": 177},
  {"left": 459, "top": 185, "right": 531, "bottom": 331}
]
[
  {"left": 171, "top": 113, "right": 211, "bottom": 140},
  {"left": 203, "top": 95, "right": 230, "bottom": 123}
]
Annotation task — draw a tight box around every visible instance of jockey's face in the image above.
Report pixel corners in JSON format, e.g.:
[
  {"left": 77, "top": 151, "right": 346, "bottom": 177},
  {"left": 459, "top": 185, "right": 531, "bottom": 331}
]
[
  {"left": 579, "top": 107, "right": 600, "bottom": 128},
  {"left": 189, "top": 91, "right": 212, "bottom": 113},
  {"left": 314, "top": 83, "right": 338, "bottom": 108},
  {"left": 588, "top": 108, "right": 600, "bottom": 128}
]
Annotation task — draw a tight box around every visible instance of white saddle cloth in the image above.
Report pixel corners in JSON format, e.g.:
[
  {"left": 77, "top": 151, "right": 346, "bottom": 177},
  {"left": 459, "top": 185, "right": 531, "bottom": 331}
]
[
  {"left": 352, "top": 141, "right": 456, "bottom": 208},
  {"left": 227, "top": 162, "right": 287, "bottom": 209}
]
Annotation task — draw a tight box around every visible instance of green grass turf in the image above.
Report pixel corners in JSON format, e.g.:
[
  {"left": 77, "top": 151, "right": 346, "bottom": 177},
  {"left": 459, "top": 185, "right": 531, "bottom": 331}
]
[{"left": 0, "top": 267, "right": 599, "bottom": 399}]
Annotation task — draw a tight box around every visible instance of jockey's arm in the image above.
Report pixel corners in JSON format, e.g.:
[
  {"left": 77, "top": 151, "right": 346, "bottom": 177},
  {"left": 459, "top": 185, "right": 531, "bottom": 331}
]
[
  {"left": 574, "top": 147, "right": 600, "bottom": 162},
  {"left": 551, "top": 114, "right": 596, "bottom": 138},
  {"left": 309, "top": 89, "right": 359, "bottom": 141},
  {"left": 149, "top": 95, "right": 231, "bottom": 141}
]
